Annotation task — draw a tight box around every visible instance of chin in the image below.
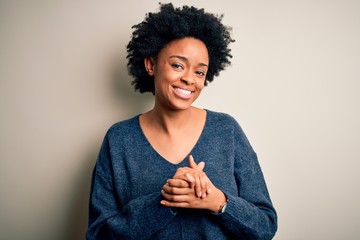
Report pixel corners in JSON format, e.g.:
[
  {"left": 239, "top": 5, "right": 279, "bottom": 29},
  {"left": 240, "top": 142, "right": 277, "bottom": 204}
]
[{"left": 168, "top": 102, "right": 193, "bottom": 111}]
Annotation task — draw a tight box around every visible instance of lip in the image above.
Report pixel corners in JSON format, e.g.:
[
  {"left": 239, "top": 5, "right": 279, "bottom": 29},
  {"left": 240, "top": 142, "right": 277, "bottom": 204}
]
[{"left": 172, "top": 86, "right": 194, "bottom": 100}]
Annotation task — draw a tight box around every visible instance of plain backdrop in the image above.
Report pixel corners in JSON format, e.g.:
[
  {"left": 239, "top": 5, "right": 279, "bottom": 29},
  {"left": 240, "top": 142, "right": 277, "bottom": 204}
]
[{"left": 1, "top": 0, "right": 359, "bottom": 239}]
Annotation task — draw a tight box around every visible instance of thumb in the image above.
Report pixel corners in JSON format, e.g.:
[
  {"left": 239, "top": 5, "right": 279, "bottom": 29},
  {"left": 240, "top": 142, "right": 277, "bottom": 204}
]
[
  {"left": 188, "top": 155, "right": 197, "bottom": 168},
  {"left": 188, "top": 155, "right": 205, "bottom": 170}
]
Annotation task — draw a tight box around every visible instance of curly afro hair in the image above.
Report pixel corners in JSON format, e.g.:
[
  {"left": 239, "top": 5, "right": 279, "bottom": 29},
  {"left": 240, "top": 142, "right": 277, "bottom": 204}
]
[{"left": 126, "top": 3, "right": 234, "bottom": 94}]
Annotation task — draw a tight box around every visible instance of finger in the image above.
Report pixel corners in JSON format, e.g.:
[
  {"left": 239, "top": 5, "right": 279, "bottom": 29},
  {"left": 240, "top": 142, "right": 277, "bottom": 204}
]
[
  {"left": 200, "top": 173, "right": 212, "bottom": 194},
  {"left": 206, "top": 180, "right": 212, "bottom": 194},
  {"left": 166, "top": 179, "right": 191, "bottom": 188},
  {"left": 161, "top": 190, "right": 190, "bottom": 202},
  {"left": 195, "top": 172, "right": 207, "bottom": 198},
  {"left": 192, "top": 171, "right": 212, "bottom": 198},
  {"left": 160, "top": 200, "right": 190, "bottom": 208},
  {"left": 194, "top": 174, "right": 202, "bottom": 197},
  {"left": 189, "top": 155, "right": 206, "bottom": 171},
  {"left": 188, "top": 155, "right": 197, "bottom": 168},
  {"left": 162, "top": 185, "right": 191, "bottom": 195},
  {"left": 184, "top": 173, "right": 195, "bottom": 188},
  {"left": 172, "top": 172, "right": 195, "bottom": 188},
  {"left": 199, "top": 173, "right": 210, "bottom": 198},
  {"left": 172, "top": 167, "right": 193, "bottom": 179},
  {"left": 197, "top": 161, "right": 205, "bottom": 170}
]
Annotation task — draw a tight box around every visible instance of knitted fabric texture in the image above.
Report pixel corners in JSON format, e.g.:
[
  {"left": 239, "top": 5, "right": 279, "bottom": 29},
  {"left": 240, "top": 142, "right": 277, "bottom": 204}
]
[{"left": 86, "top": 110, "right": 277, "bottom": 240}]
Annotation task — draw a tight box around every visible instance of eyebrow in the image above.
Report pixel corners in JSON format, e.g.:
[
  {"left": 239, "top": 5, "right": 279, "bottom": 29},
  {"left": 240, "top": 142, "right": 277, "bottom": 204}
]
[{"left": 169, "top": 55, "right": 208, "bottom": 67}]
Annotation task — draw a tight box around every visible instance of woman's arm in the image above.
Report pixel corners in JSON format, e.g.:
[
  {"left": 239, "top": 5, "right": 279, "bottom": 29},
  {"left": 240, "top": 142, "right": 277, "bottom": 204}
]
[
  {"left": 211, "top": 120, "right": 278, "bottom": 239},
  {"left": 160, "top": 159, "right": 277, "bottom": 239},
  {"left": 160, "top": 120, "right": 278, "bottom": 239},
  {"left": 86, "top": 137, "right": 176, "bottom": 240}
]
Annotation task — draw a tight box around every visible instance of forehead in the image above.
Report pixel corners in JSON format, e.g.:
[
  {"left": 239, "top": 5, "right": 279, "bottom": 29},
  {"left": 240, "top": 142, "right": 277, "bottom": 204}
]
[{"left": 158, "top": 37, "right": 209, "bottom": 62}]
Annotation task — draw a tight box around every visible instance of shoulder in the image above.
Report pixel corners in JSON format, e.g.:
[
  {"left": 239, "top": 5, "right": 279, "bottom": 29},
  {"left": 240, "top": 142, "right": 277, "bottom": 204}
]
[
  {"left": 205, "top": 109, "right": 250, "bottom": 141},
  {"left": 105, "top": 115, "right": 140, "bottom": 141},
  {"left": 205, "top": 109, "right": 240, "bottom": 127}
]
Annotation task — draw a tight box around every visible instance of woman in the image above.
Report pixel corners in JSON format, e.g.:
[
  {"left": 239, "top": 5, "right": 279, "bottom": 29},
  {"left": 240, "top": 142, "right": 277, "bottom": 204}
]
[{"left": 86, "top": 3, "right": 277, "bottom": 240}]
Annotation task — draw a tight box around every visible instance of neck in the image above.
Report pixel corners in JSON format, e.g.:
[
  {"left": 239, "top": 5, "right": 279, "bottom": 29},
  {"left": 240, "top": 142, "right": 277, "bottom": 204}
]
[{"left": 147, "top": 105, "right": 199, "bottom": 134}]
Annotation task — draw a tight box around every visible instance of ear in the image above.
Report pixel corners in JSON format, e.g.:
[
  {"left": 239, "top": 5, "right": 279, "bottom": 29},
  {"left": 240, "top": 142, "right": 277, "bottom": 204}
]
[{"left": 144, "top": 57, "right": 155, "bottom": 76}]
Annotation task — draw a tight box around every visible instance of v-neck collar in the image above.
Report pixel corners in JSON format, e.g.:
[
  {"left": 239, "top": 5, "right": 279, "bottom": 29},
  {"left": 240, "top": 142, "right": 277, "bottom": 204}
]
[{"left": 135, "top": 109, "right": 209, "bottom": 166}]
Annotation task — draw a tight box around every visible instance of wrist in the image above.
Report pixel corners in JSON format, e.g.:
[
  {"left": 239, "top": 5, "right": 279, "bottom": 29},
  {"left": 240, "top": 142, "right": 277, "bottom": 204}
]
[
  {"left": 209, "top": 189, "right": 227, "bottom": 213},
  {"left": 218, "top": 199, "right": 228, "bottom": 213}
]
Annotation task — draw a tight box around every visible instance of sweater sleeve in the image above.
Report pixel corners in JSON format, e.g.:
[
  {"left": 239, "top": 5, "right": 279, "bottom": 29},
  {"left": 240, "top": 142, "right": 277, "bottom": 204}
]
[
  {"left": 213, "top": 119, "right": 278, "bottom": 239},
  {"left": 85, "top": 136, "right": 176, "bottom": 240}
]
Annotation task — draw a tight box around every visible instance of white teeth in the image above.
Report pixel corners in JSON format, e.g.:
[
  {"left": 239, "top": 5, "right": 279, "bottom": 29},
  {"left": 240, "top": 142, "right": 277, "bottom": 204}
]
[{"left": 175, "top": 88, "right": 191, "bottom": 95}]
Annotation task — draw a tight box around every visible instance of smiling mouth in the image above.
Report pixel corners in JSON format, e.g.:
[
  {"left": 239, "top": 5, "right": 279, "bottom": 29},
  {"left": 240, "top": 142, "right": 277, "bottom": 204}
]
[{"left": 174, "top": 87, "right": 193, "bottom": 96}]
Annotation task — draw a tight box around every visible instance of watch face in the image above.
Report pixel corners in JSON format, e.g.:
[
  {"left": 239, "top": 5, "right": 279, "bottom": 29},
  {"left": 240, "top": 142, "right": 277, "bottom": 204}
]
[{"left": 221, "top": 203, "right": 227, "bottom": 213}]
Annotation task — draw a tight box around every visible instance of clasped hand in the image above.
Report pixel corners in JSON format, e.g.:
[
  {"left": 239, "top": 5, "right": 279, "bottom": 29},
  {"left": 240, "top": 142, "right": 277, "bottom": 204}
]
[{"left": 160, "top": 155, "right": 226, "bottom": 213}]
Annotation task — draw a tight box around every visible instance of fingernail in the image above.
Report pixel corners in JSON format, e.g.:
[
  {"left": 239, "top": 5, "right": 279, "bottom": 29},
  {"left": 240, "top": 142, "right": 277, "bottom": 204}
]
[{"left": 207, "top": 188, "right": 212, "bottom": 193}]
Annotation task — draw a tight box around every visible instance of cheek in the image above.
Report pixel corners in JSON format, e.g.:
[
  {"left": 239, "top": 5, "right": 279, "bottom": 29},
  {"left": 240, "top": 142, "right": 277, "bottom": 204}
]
[{"left": 196, "top": 80, "right": 206, "bottom": 90}]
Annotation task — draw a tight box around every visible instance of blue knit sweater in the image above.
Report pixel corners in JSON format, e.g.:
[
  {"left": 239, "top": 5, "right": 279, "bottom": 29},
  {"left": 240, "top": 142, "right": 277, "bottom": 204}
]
[{"left": 86, "top": 110, "right": 277, "bottom": 239}]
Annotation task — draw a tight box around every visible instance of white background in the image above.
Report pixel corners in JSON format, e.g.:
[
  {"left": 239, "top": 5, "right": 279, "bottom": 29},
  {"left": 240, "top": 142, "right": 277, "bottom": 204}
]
[{"left": 1, "top": 0, "right": 359, "bottom": 239}]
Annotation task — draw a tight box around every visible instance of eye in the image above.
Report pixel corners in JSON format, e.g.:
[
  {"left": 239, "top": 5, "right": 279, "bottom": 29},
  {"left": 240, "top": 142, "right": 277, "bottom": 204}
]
[
  {"left": 171, "top": 63, "right": 184, "bottom": 70},
  {"left": 195, "top": 70, "right": 206, "bottom": 77}
]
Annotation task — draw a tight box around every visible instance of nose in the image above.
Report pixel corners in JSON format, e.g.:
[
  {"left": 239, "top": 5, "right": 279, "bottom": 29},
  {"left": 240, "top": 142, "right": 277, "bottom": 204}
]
[{"left": 181, "top": 70, "right": 195, "bottom": 85}]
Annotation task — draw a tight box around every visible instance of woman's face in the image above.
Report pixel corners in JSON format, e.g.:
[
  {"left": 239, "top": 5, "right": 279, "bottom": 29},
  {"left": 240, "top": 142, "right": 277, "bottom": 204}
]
[{"left": 145, "top": 37, "right": 209, "bottom": 111}]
